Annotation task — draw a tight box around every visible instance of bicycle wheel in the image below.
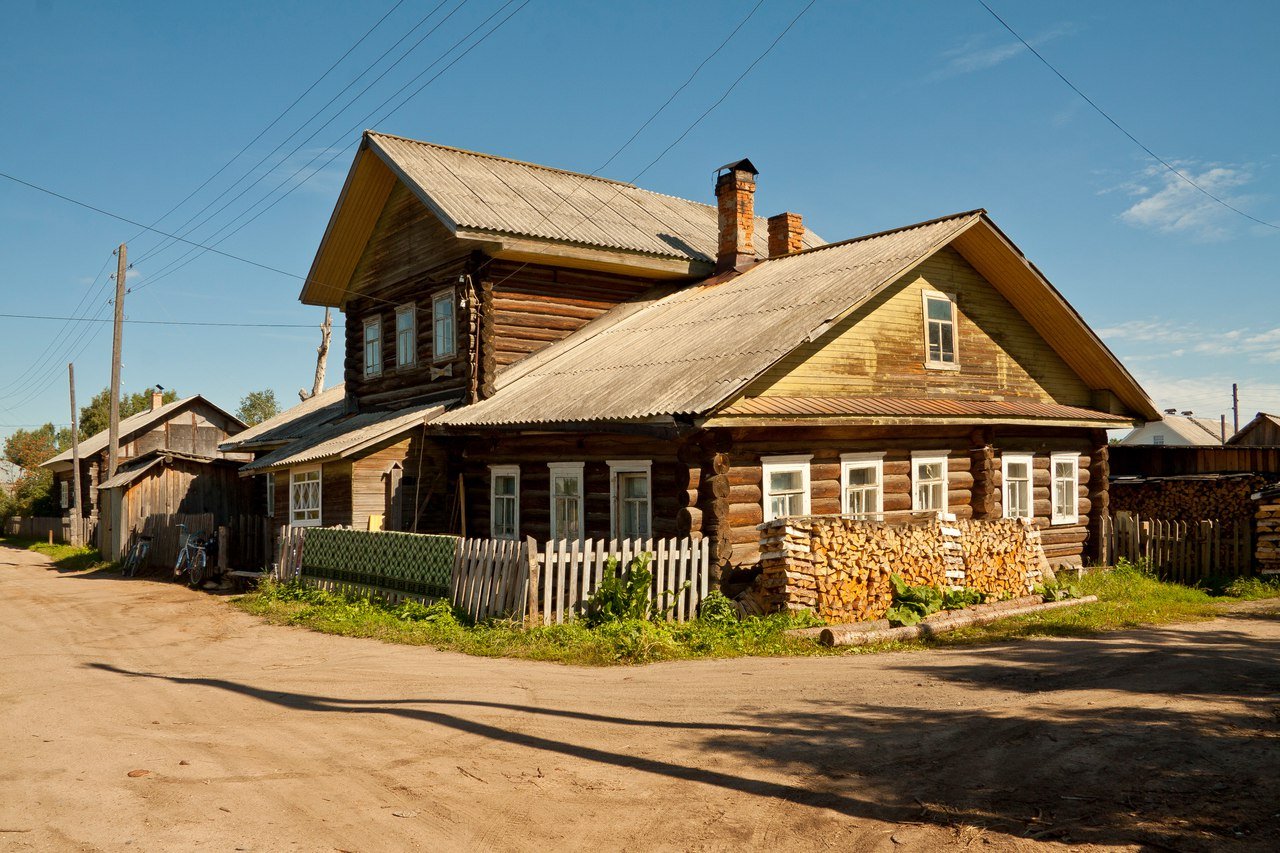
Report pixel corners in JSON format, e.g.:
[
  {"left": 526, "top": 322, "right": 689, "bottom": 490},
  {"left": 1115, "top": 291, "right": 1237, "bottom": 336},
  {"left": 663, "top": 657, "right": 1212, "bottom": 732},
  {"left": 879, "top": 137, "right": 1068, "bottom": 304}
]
[
  {"left": 189, "top": 552, "right": 206, "bottom": 587},
  {"left": 174, "top": 549, "right": 189, "bottom": 578}
]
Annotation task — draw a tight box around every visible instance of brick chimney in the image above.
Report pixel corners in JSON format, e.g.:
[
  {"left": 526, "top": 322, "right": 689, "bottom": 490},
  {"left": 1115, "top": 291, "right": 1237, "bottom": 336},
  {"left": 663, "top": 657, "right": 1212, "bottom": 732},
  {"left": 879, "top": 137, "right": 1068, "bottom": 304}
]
[
  {"left": 715, "top": 159, "right": 758, "bottom": 273},
  {"left": 767, "top": 212, "right": 805, "bottom": 257},
  {"left": 151, "top": 389, "right": 164, "bottom": 411}
]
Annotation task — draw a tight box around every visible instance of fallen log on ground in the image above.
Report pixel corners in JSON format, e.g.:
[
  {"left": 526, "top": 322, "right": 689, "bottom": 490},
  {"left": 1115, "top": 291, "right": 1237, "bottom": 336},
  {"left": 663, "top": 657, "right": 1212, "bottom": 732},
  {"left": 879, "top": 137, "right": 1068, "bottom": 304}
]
[{"left": 814, "top": 595, "right": 1099, "bottom": 647}]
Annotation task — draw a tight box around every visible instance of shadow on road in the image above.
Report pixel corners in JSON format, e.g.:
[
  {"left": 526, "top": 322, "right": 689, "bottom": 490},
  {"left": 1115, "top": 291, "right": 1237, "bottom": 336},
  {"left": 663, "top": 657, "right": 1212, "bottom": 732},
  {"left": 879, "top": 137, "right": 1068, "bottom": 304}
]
[{"left": 87, "top": 619, "right": 1280, "bottom": 851}]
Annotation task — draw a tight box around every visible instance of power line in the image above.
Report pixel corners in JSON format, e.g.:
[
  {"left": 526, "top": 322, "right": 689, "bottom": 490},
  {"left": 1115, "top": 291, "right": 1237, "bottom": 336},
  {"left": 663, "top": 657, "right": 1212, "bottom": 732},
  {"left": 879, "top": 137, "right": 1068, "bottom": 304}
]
[
  {"left": 0, "top": 312, "right": 344, "bottom": 328},
  {"left": 975, "top": 0, "right": 1279, "bottom": 231}
]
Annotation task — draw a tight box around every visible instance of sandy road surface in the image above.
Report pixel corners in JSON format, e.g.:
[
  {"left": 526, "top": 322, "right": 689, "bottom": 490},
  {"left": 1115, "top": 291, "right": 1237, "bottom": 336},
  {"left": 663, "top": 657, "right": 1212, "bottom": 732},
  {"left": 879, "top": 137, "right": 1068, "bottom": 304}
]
[{"left": 2, "top": 545, "right": 1278, "bottom": 852}]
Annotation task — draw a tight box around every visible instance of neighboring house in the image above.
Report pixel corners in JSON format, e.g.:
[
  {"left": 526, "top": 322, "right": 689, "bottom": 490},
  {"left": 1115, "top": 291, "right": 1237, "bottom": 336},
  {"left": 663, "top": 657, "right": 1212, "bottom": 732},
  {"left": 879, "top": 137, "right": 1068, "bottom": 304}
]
[
  {"left": 1228, "top": 412, "right": 1280, "bottom": 447},
  {"left": 41, "top": 391, "right": 247, "bottom": 552},
  {"left": 1120, "top": 410, "right": 1226, "bottom": 447},
  {"left": 237, "top": 131, "right": 1156, "bottom": 577}
]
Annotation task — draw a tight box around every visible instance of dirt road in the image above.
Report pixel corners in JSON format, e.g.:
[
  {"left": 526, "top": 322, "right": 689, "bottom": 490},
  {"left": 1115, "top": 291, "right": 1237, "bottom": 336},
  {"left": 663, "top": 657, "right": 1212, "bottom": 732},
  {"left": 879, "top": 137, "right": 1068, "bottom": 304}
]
[{"left": 2, "top": 545, "right": 1278, "bottom": 852}]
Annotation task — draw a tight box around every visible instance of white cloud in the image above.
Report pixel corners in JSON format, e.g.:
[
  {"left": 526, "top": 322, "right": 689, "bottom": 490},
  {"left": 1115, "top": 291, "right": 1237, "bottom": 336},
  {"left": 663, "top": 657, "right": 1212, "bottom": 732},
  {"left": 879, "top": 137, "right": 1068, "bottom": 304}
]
[
  {"left": 1117, "top": 161, "right": 1258, "bottom": 240},
  {"left": 935, "top": 23, "right": 1076, "bottom": 78}
]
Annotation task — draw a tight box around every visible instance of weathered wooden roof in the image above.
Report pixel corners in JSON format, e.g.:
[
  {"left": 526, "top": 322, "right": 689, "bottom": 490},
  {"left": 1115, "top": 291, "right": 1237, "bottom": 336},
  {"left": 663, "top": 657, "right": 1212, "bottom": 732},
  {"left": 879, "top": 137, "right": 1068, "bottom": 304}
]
[
  {"left": 300, "top": 132, "right": 824, "bottom": 304},
  {"left": 239, "top": 400, "right": 451, "bottom": 474},
  {"left": 437, "top": 210, "right": 1159, "bottom": 427},
  {"left": 43, "top": 396, "right": 244, "bottom": 472},
  {"left": 1228, "top": 412, "right": 1280, "bottom": 445},
  {"left": 220, "top": 384, "right": 347, "bottom": 452}
]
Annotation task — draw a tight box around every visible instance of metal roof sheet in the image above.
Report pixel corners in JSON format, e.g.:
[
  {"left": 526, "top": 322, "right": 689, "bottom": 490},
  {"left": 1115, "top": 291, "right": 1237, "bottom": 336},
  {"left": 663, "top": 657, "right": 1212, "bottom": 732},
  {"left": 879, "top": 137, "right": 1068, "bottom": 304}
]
[
  {"left": 97, "top": 457, "right": 165, "bottom": 491},
  {"left": 716, "top": 396, "right": 1131, "bottom": 422},
  {"left": 240, "top": 401, "right": 450, "bottom": 474},
  {"left": 367, "top": 132, "right": 823, "bottom": 262},
  {"left": 437, "top": 212, "right": 982, "bottom": 427},
  {"left": 220, "top": 384, "right": 347, "bottom": 451}
]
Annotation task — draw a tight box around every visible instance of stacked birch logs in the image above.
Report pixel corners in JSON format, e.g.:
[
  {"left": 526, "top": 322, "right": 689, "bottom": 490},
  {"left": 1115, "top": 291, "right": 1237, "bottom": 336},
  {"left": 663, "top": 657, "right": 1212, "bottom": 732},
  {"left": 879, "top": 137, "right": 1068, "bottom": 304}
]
[
  {"left": 1257, "top": 495, "right": 1280, "bottom": 572},
  {"left": 1111, "top": 475, "right": 1268, "bottom": 527},
  {"left": 757, "top": 515, "right": 1049, "bottom": 623}
]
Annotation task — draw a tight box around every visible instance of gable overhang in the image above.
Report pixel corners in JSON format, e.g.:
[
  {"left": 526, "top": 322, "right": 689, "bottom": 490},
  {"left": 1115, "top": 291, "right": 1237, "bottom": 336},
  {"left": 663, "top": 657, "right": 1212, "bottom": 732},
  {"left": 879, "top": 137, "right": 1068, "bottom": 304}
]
[
  {"left": 300, "top": 133, "right": 709, "bottom": 307},
  {"left": 708, "top": 213, "right": 1159, "bottom": 423}
]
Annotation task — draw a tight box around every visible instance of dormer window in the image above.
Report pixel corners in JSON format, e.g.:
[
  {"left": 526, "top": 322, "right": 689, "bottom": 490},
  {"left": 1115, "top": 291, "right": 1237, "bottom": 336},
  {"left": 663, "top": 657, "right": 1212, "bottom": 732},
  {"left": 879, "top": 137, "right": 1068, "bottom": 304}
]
[
  {"left": 922, "top": 290, "right": 958, "bottom": 368},
  {"left": 432, "top": 289, "right": 456, "bottom": 360},
  {"left": 363, "top": 315, "right": 382, "bottom": 378}
]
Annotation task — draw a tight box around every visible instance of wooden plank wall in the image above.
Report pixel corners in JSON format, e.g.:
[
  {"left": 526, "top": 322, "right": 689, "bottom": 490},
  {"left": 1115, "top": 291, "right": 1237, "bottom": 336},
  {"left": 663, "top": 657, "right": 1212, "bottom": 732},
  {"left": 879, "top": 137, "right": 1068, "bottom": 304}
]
[{"left": 1111, "top": 445, "right": 1280, "bottom": 478}]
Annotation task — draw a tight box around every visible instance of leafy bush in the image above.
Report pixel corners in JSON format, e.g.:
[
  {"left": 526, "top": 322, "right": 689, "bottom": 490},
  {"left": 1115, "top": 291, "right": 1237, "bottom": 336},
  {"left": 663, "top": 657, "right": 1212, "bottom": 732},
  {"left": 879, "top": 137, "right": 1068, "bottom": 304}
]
[
  {"left": 942, "top": 587, "right": 984, "bottom": 610},
  {"left": 697, "top": 590, "right": 738, "bottom": 627},
  {"left": 394, "top": 598, "right": 462, "bottom": 626},
  {"left": 885, "top": 573, "right": 944, "bottom": 627},
  {"left": 581, "top": 554, "right": 657, "bottom": 627},
  {"left": 1221, "top": 576, "right": 1280, "bottom": 600},
  {"left": 1036, "top": 577, "right": 1082, "bottom": 602}
]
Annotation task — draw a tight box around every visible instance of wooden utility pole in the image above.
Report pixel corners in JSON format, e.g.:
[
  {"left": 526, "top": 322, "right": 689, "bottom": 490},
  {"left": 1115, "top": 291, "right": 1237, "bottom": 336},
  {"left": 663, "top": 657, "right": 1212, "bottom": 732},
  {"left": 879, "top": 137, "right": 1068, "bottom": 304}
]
[
  {"left": 1232, "top": 382, "right": 1240, "bottom": 435},
  {"left": 300, "top": 308, "right": 332, "bottom": 401},
  {"left": 67, "top": 363, "right": 83, "bottom": 546},
  {"left": 107, "top": 243, "right": 126, "bottom": 478}
]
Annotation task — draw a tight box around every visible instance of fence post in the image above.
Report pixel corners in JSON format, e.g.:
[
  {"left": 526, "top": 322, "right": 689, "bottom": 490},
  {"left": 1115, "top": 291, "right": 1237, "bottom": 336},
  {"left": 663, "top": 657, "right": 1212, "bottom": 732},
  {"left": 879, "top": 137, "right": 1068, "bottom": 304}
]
[
  {"left": 524, "top": 536, "right": 540, "bottom": 628},
  {"left": 218, "top": 524, "right": 229, "bottom": 575}
]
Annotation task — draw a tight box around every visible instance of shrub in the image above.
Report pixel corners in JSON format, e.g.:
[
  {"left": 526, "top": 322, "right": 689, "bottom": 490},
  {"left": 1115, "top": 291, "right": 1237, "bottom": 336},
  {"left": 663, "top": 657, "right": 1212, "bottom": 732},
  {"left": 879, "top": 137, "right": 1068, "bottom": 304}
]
[
  {"left": 942, "top": 587, "right": 984, "bottom": 610},
  {"left": 394, "top": 598, "right": 462, "bottom": 626},
  {"left": 582, "top": 554, "right": 654, "bottom": 627},
  {"left": 885, "top": 573, "right": 944, "bottom": 627},
  {"left": 697, "top": 590, "right": 738, "bottom": 627}
]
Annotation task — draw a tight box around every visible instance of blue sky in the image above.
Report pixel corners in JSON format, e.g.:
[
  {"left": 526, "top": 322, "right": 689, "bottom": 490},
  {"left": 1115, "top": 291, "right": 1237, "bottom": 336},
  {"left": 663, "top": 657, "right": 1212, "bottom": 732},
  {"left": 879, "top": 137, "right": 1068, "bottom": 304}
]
[{"left": 1, "top": 0, "right": 1278, "bottom": 450}]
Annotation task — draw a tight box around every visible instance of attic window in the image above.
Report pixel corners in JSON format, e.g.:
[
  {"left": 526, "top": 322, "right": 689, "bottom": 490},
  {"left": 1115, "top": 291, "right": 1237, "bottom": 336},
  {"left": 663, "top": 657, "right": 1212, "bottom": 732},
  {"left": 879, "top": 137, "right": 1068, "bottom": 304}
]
[
  {"left": 922, "top": 291, "right": 958, "bottom": 368},
  {"left": 395, "top": 304, "right": 416, "bottom": 368},
  {"left": 432, "top": 289, "right": 456, "bottom": 360},
  {"left": 363, "top": 316, "right": 382, "bottom": 378}
]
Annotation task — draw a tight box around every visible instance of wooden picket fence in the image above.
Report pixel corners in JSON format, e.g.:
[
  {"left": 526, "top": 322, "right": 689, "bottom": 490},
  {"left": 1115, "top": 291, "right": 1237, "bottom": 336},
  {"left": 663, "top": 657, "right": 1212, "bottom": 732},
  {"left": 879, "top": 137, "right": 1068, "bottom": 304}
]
[
  {"left": 539, "top": 536, "right": 711, "bottom": 625},
  {"left": 1104, "top": 511, "right": 1254, "bottom": 582},
  {"left": 274, "top": 526, "right": 711, "bottom": 626}
]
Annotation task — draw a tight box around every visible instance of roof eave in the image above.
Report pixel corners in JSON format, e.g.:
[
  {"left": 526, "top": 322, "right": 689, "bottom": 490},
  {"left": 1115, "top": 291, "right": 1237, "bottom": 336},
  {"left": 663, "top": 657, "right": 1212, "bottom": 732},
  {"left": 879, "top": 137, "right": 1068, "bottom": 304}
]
[{"left": 701, "top": 414, "right": 1138, "bottom": 429}]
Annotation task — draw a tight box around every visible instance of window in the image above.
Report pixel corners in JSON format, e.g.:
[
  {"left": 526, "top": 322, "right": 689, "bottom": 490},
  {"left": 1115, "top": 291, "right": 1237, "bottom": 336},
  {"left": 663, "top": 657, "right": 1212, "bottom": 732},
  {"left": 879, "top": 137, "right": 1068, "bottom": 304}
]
[
  {"left": 265, "top": 473, "right": 275, "bottom": 518},
  {"left": 922, "top": 290, "right": 958, "bottom": 367},
  {"left": 762, "top": 455, "right": 812, "bottom": 522},
  {"left": 608, "top": 461, "right": 652, "bottom": 540},
  {"left": 363, "top": 316, "right": 382, "bottom": 378},
  {"left": 490, "top": 465, "right": 520, "bottom": 540},
  {"left": 548, "top": 462, "right": 584, "bottom": 541},
  {"left": 60, "top": 480, "right": 70, "bottom": 510},
  {"left": 911, "top": 451, "right": 949, "bottom": 514},
  {"left": 432, "top": 289, "right": 456, "bottom": 360},
  {"left": 1051, "top": 453, "right": 1080, "bottom": 525},
  {"left": 1152, "top": 434, "right": 1165, "bottom": 446},
  {"left": 395, "top": 304, "right": 416, "bottom": 368},
  {"left": 289, "top": 468, "right": 322, "bottom": 526},
  {"left": 840, "top": 453, "right": 883, "bottom": 519},
  {"left": 1001, "top": 453, "right": 1033, "bottom": 520}
]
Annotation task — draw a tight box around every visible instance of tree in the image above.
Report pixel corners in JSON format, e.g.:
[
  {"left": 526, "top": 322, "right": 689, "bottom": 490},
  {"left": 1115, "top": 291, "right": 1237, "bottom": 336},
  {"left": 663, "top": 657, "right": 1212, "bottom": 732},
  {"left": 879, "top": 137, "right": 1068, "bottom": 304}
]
[
  {"left": 1, "top": 423, "right": 67, "bottom": 518},
  {"left": 236, "top": 389, "right": 281, "bottom": 427},
  {"left": 78, "top": 387, "right": 178, "bottom": 440}
]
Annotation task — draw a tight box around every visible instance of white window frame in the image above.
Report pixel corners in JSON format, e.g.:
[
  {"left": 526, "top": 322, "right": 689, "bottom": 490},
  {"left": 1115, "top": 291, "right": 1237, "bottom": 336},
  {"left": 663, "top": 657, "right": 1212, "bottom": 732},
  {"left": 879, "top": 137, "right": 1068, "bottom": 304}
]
[
  {"left": 547, "top": 462, "right": 585, "bottom": 542},
  {"left": 839, "top": 452, "right": 884, "bottom": 519},
  {"left": 921, "top": 289, "right": 959, "bottom": 369},
  {"left": 60, "top": 479, "right": 70, "bottom": 510},
  {"left": 761, "top": 454, "right": 812, "bottom": 523},
  {"left": 911, "top": 451, "right": 950, "bottom": 514},
  {"left": 1001, "top": 452, "right": 1034, "bottom": 520},
  {"left": 394, "top": 303, "right": 417, "bottom": 369},
  {"left": 363, "top": 315, "right": 382, "bottom": 378},
  {"left": 289, "top": 467, "right": 322, "bottom": 527},
  {"left": 432, "top": 288, "right": 456, "bottom": 361},
  {"left": 265, "top": 472, "right": 275, "bottom": 519},
  {"left": 489, "top": 465, "right": 520, "bottom": 540},
  {"left": 608, "top": 460, "right": 653, "bottom": 541},
  {"left": 1050, "top": 452, "right": 1081, "bottom": 525}
]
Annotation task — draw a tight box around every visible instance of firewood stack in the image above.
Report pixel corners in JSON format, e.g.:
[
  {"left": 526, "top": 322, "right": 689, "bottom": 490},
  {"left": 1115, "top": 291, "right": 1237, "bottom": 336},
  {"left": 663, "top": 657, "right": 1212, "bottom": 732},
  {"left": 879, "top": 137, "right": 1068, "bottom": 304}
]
[
  {"left": 1257, "top": 493, "right": 1280, "bottom": 573},
  {"left": 757, "top": 515, "right": 1049, "bottom": 623},
  {"left": 1112, "top": 475, "right": 1269, "bottom": 527}
]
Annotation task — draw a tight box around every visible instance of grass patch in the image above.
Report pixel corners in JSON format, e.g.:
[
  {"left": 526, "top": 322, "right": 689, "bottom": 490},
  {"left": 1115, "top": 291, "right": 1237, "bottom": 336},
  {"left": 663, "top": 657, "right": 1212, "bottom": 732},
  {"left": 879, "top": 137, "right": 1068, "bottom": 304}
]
[
  {"left": 0, "top": 535, "right": 114, "bottom": 573},
  {"left": 233, "top": 564, "right": 1280, "bottom": 666}
]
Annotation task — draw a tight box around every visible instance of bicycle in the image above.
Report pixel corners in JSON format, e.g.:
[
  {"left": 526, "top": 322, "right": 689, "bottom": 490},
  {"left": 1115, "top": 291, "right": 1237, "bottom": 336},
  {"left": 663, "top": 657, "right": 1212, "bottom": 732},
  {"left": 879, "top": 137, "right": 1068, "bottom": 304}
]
[
  {"left": 122, "top": 534, "right": 152, "bottom": 578},
  {"left": 173, "top": 524, "right": 211, "bottom": 587}
]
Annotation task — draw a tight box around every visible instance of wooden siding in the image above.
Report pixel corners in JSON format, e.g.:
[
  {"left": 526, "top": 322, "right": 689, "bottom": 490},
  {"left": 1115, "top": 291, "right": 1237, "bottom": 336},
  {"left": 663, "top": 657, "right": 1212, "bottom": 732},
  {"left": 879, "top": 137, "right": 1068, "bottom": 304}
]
[
  {"left": 342, "top": 183, "right": 475, "bottom": 408},
  {"left": 743, "top": 247, "right": 1094, "bottom": 406},
  {"left": 481, "top": 260, "right": 657, "bottom": 371},
  {"left": 1111, "top": 445, "right": 1280, "bottom": 478},
  {"left": 1232, "top": 416, "right": 1280, "bottom": 447},
  {"left": 349, "top": 433, "right": 451, "bottom": 533}
]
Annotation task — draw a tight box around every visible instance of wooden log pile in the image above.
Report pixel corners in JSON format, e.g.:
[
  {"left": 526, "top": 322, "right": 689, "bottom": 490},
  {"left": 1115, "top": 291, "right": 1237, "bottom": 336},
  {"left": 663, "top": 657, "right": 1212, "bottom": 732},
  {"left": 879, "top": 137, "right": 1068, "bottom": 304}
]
[
  {"left": 1257, "top": 495, "right": 1280, "bottom": 573},
  {"left": 1111, "top": 475, "right": 1269, "bottom": 527},
  {"left": 757, "top": 514, "right": 1050, "bottom": 623}
]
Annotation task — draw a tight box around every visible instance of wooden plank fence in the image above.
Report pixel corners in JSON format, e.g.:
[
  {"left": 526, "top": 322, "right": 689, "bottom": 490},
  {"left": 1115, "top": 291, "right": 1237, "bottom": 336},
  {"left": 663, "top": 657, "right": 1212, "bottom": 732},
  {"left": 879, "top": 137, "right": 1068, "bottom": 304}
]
[
  {"left": 3, "top": 515, "right": 94, "bottom": 545},
  {"left": 539, "top": 536, "right": 711, "bottom": 625},
  {"left": 275, "top": 526, "right": 712, "bottom": 626},
  {"left": 1103, "top": 511, "right": 1253, "bottom": 582}
]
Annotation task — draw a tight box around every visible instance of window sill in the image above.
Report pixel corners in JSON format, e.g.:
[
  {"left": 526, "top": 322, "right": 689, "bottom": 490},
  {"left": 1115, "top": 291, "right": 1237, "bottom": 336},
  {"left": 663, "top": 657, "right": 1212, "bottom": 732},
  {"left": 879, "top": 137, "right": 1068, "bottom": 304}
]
[{"left": 923, "top": 361, "right": 961, "bottom": 372}]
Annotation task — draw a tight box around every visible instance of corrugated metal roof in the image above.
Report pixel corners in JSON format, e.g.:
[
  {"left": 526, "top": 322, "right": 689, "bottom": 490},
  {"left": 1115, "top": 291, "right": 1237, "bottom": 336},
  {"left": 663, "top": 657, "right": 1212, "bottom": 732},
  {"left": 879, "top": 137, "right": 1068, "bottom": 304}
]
[
  {"left": 43, "top": 396, "right": 238, "bottom": 469},
  {"left": 220, "top": 384, "right": 347, "bottom": 451},
  {"left": 240, "top": 401, "right": 451, "bottom": 474},
  {"left": 716, "top": 396, "right": 1131, "bottom": 422},
  {"left": 97, "top": 457, "right": 164, "bottom": 491},
  {"left": 437, "top": 212, "right": 982, "bottom": 427},
  {"left": 368, "top": 132, "right": 824, "bottom": 262}
]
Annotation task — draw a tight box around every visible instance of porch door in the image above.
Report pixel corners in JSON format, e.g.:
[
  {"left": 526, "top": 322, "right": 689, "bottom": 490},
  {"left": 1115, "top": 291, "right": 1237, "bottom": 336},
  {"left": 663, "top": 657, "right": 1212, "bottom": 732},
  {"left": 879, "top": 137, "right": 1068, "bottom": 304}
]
[{"left": 385, "top": 463, "right": 404, "bottom": 532}]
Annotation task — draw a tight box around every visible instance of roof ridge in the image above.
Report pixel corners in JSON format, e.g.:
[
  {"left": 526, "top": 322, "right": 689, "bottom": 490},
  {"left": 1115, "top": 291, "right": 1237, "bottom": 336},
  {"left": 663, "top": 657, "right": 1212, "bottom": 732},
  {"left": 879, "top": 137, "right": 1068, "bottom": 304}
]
[
  {"left": 761, "top": 209, "right": 987, "bottom": 261},
  {"left": 366, "top": 130, "right": 638, "bottom": 190}
]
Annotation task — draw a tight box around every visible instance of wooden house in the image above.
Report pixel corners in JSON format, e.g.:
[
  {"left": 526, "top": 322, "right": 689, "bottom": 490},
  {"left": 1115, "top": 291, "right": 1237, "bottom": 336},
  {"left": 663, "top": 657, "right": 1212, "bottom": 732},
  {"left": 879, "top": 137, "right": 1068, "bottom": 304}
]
[
  {"left": 1120, "top": 410, "right": 1226, "bottom": 446},
  {"left": 242, "top": 131, "right": 1157, "bottom": 580},
  {"left": 41, "top": 392, "right": 248, "bottom": 555},
  {"left": 1228, "top": 412, "right": 1280, "bottom": 447}
]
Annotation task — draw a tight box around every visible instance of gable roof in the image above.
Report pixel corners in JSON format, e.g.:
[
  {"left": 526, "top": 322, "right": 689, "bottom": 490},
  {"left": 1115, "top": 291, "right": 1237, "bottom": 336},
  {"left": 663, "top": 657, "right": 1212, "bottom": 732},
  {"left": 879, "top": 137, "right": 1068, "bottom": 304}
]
[
  {"left": 437, "top": 211, "right": 1158, "bottom": 427},
  {"left": 1228, "top": 412, "right": 1280, "bottom": 445},
  {"left": 42, "top": 396, "right": 244, "bottom": 472},
  {"left": 1120, "top": 414, "right": 1225, "bottom": 446},
  {"left": 301, "top": 131, "right": 823, "bottom": 305},
  {"left": 219, "top": 384, "right": 347, "bottom": 452}
]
